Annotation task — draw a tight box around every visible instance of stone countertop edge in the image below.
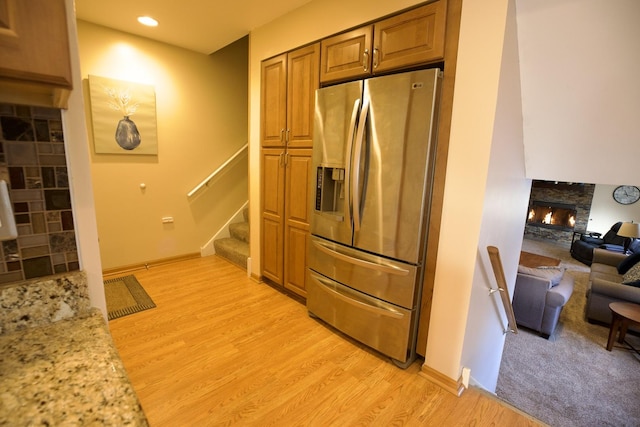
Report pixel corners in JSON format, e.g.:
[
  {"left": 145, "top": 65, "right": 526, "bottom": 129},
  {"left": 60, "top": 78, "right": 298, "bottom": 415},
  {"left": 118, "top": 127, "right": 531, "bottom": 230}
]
[
  {"left": 0, "top": 308, "right": 149, "bottom": 426},
  {"left": 0, "top": 270, "right": 92, "bottom": 335}
]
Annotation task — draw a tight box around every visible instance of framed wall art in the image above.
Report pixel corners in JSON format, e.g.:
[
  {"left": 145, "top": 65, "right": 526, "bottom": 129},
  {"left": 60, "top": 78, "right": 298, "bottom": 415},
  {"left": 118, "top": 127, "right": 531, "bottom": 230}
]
[{"left": 88, "top": 75, "right": 158, "bottom": 155}]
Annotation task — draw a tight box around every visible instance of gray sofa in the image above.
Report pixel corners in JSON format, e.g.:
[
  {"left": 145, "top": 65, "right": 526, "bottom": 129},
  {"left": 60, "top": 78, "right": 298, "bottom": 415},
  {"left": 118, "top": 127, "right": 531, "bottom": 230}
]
[
  {"left": 586, "top": 248, "right": 640, "bottom": 325},
  {"left": 513, "top": 268, "right": 575, "bottom": 338}
]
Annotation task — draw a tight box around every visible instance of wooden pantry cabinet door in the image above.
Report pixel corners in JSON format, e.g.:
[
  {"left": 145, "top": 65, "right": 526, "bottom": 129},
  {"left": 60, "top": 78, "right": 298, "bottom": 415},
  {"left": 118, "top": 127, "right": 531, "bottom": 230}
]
[
  {"left": 261, "top": 149, "right": 286, "bottom": 285},
  {"left": 284, "top": 149, "right": 313, "bottom": 297},
  {"left": 260, "top": 45, "right": 318, "bottom": 292},
  {"left": 373, "top": 0, "right": 446, "bottom": 73},
  {"left": 286, "top": 44, "right": 319, "bottom": 149},
  {"left": 261, "top": 54, "right": 287, "bottom": 147}
]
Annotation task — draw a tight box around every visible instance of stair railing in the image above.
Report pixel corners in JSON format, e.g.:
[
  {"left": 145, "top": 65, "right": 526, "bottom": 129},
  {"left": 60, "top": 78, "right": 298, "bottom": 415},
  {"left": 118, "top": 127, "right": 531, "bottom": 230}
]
[
  {"left": 486, "top": 246, "right": 518, "bottom": 335},
  {"left": 187, "top": 143, "right": 248, "bottom": 198}
]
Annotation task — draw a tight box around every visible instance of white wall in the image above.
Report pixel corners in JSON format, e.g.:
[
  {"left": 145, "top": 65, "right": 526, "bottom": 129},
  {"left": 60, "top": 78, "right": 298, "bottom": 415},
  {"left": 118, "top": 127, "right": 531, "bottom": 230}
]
[
  {"left": 516, "top": 0, "right": 640, "bottom": 185},
  {"left": 460, "top": 0, "right": 529, "bottom": 391},
  {"left": 77, "top": 22, "right": 248, "bottom": 270},
  {"left": 63, "top": 0, "right": 106, "bottom": 317},
  {"left": 424, "top": 0, "right": 514, "bottom": 384},
  {"left": 588, "top": 184, "right": 640, "bottom": 233}
]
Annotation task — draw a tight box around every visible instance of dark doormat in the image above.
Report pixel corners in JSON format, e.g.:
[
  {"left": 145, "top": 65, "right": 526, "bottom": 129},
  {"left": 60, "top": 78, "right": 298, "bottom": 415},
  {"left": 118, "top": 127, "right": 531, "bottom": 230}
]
[{"left": 104, "top": 275, "right": 156, "bottom": 320}]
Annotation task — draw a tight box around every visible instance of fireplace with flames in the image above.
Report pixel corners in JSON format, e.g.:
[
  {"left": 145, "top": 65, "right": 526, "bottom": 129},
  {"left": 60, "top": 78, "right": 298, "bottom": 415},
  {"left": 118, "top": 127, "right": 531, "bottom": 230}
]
[{"left": 527, "top": 201, "right": 577, "bottom": 231}]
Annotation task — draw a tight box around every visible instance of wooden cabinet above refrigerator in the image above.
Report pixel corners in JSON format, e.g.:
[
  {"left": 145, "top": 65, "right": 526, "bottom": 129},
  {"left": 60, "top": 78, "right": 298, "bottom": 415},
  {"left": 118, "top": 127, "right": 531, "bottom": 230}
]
[{"left": 319, "top": 1, "right": 446, "bottom": 84}]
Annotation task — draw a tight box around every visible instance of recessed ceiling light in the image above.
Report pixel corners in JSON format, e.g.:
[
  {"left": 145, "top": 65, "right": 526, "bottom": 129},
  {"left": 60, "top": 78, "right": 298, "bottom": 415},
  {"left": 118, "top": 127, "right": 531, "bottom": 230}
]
[{"left": 137, "top": 16, "right": 158, "bottom": 27}]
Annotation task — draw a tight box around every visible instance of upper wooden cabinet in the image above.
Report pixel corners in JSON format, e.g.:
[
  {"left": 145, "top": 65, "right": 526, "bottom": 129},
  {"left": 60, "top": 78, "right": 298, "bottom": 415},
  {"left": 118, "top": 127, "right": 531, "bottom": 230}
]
[
  {"left": 320, "top": 0, "right": 446, "bottom": 84},
  {"left": 286, "top": 45, "right": 319, "bottom": 149},
  {"left": 319, "top": 26, "right": 373, "bottom": 83},
  {"left": 261, "top": 44, "right": 319, "bottom": 148},
  {"left": 0, "top": 0, "right": 73, "bottom": 108},
  {"left": 261, "top": 54, "right": 287, "bottom": 147},
  {"left": 374, "top": 1, "right": 446, "bottom": 73}
]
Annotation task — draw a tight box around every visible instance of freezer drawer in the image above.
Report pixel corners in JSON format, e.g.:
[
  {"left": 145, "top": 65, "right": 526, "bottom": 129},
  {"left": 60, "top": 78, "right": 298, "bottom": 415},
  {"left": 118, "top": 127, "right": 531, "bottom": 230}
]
[
  {"left": 307, "top": 269, "right": 414, "bottom": 363},
  {"left": 308, "top": 235, "right": 418, "bottom": 309}
]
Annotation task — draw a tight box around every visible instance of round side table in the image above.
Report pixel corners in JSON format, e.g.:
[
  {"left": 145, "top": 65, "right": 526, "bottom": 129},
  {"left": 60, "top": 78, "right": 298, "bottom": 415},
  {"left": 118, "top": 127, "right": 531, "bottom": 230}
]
[{"left": 606, "top": 302, "right": 640, "bottom": 351}]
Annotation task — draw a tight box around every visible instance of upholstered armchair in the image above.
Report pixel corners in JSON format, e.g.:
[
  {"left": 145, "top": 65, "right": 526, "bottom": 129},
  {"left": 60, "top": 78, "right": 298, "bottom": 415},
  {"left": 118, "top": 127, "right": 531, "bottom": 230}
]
[
  {"left": 512, "top": 267, "right": 575, "bottom": 338},
  {"left": 570, "top": 222, "right": 628, "bottom": 265}
]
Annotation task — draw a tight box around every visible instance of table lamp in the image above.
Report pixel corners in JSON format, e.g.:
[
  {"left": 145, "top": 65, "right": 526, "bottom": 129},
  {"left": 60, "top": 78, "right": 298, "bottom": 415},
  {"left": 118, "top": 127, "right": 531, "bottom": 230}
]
[{"left": 617, "top": 221, "right": 640, "bottom": 254}]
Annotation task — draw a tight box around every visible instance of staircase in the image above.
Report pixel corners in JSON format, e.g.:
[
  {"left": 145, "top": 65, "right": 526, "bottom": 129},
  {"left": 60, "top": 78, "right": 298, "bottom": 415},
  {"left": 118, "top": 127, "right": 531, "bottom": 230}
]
[{"left": 213, "top": 208, "right": 249, "bottom": 270}]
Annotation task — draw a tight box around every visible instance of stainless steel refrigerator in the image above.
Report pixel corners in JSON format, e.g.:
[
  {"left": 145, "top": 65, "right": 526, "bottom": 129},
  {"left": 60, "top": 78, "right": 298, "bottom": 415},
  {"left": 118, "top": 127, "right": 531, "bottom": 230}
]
[{"left": 306, "top": 68, "right": 441, "bottom": 368}]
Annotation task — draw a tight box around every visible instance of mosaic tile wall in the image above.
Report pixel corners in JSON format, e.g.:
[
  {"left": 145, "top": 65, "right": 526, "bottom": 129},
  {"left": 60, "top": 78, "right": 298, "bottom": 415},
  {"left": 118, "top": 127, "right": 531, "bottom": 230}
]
[{"left": 0, "top": 103, "right": 79, "bottom": 285}]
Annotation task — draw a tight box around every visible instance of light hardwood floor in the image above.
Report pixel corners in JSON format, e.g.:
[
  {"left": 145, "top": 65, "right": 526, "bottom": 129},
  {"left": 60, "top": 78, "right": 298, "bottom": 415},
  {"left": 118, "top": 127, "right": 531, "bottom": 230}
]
[{"left": 106, "top": 256, "right": 542, "bottom": 426}]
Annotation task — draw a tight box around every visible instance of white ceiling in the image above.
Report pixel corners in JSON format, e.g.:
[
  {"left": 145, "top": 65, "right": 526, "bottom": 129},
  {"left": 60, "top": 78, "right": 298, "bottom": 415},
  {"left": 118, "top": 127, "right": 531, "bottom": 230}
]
[{"left": 74, "top": 0, "right": 312, "bottom": 54}]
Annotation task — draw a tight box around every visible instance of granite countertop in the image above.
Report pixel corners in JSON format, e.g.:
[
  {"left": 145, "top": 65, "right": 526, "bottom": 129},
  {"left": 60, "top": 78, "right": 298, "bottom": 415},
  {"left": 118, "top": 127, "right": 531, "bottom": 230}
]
[
  {"left": 0, "top": 271, "right": 92, "bottom": 335},
  {"left": 0, "top": 309, "right": 148, "bottom": 426}
]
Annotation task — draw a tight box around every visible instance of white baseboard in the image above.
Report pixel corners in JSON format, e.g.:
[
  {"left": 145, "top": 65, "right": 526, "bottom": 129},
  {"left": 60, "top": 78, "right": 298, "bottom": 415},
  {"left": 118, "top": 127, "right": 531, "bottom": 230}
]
[{"left": 200, "top": 201, "right": 248, "bottom": 257}]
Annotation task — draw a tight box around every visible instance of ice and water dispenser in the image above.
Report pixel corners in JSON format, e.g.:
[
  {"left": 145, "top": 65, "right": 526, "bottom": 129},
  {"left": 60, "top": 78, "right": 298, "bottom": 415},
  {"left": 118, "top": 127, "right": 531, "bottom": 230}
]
[{"left": 315, "top": 166, "right": 345, "bottom": 221}]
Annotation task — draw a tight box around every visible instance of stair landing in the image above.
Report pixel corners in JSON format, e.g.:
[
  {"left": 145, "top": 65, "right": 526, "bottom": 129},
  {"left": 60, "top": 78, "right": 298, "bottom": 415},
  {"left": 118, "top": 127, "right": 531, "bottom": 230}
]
[
  {"left": 214, "top": 237, "right": 249, "bottom": 269},
  {"left": 213, "top": 209, "right": 249, "bottom": 270}
]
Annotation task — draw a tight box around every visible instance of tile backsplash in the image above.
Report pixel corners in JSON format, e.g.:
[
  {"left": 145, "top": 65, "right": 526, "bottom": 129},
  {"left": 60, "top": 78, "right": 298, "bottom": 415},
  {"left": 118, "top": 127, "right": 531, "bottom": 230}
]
[{"left": 0, "top": 104, "right": 79, "bottom": 285}]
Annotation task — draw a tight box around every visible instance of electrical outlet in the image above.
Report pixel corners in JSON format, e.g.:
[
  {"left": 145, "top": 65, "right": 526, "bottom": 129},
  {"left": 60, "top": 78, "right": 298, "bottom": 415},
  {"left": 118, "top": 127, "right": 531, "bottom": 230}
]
[
  {"left": 462, "top": 367, "right": 471, "bottom": 388},
  {"left": 162, "top": 216, "right": 174, "bottom": 224}
]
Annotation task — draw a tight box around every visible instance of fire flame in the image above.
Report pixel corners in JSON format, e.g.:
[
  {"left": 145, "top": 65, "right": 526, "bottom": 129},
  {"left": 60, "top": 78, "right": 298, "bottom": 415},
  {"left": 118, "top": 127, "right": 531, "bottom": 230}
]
[
  {"left": 569, "top": 215, "right": 575, "bottom": 227},
  {"left": 543, "top": 211, "right": 553, "bottom": 224},
  {"left": 528, "top": 209, "right": 535, "bottom": 221}
]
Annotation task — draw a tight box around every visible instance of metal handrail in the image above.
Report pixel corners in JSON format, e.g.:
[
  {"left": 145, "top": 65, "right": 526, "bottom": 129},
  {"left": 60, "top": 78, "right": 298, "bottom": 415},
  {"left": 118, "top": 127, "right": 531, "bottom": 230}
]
[
  {"left": 486, "top": 246, "right": 518, "bottom": 335},
  {"left": 187, "top": 143, "right": 248, "bottom": 198}
]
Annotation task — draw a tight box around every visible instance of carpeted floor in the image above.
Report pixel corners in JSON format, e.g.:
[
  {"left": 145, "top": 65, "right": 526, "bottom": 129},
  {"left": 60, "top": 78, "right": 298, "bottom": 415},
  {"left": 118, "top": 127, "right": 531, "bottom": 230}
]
[{"left": 496, "top": 238, "right": 640, "bottom": 427}]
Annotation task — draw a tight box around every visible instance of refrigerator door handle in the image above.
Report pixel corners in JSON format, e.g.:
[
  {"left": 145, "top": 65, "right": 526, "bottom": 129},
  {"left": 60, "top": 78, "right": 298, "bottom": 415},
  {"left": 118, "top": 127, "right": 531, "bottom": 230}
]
[
  {"left": 312, "top": 238, "right": 410, "bottom": 276},
  {"left": 311, "top": 272, "right": 404, "bottom": 319},
  {"left": 344, "top": 98, "right": 360, "bottom": 229},
  {"left": 351, "top": 96, "right": 369, "bottom": 231}
]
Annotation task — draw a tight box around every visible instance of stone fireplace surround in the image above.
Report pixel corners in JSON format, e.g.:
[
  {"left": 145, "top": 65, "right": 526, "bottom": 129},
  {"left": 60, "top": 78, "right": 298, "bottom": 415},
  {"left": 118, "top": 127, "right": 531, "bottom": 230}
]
[
  {"left": 528, "top": 200, "right": 577, "bottom": 230},
  {"left": 524, "top": 181, "right": 596, "bottom": 247}
]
